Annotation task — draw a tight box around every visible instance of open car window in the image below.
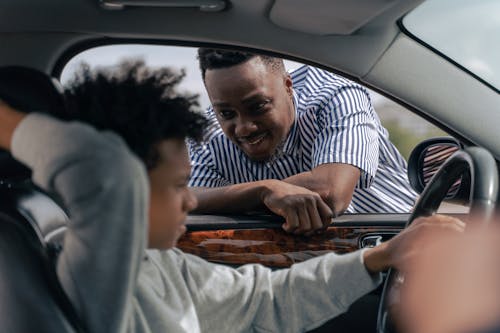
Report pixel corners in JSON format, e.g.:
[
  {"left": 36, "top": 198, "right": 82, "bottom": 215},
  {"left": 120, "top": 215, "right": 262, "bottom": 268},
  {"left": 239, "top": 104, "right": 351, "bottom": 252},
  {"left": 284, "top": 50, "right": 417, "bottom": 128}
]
[{"left": 61, "top": 44, "right": 467, "bottom": 215}]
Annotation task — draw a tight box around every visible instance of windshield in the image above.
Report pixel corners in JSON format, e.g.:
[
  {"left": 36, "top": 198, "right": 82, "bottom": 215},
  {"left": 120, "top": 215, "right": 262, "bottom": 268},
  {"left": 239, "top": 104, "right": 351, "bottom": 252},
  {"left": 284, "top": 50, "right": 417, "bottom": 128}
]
[{"left": 403, "top": 0, "right": 500, "bottom": 90}]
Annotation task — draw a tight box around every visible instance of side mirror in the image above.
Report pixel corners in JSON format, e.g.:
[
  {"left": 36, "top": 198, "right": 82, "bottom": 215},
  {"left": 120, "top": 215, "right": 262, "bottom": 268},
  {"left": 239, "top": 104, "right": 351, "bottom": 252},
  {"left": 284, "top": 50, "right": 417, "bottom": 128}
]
[{"left": 408, "top": 137, "right": 468, "bottom": 201}]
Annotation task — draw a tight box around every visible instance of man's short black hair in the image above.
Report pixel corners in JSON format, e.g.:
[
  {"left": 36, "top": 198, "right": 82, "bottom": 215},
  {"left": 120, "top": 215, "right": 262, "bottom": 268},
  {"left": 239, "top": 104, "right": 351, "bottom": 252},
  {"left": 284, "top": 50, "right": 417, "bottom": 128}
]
[
  {"left": 62, "top": 60, "right": 206, "bottom": 169},
  {"left": 197, "top": 48, "right": 285, "bottom": 81}
]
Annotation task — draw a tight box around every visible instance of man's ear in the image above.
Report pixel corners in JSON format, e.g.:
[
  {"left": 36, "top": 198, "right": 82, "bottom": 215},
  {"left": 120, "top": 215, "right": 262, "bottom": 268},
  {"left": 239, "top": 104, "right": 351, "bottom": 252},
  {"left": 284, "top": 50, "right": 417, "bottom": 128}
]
[{"left": 284, "top": 74, "right": 293, "bottom": 96}]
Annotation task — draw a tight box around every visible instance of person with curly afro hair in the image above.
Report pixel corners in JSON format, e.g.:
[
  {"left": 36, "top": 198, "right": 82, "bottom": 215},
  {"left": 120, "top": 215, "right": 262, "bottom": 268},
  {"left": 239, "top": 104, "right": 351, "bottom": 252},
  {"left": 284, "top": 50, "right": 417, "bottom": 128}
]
[{"left": 62, "top": 60, "right": 206, "bottom": 169}]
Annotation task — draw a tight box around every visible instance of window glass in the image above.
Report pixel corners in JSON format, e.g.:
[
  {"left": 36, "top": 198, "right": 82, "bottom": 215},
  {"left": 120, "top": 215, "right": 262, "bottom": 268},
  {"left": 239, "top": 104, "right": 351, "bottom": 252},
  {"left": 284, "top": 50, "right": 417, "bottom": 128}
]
[
  {"left": 61, "top": 45, "right": 447, "bottom": 160},
  {"left": 62, "top": 44, "right": 461, "bottom": 214},
  {"left": 404, "top": 0, "right": 500, "bottom": 90}
]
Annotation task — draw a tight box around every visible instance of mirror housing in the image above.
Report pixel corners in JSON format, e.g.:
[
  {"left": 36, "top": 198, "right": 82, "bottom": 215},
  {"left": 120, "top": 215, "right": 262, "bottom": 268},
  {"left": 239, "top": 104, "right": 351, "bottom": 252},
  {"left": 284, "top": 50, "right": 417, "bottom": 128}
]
[{"left": 407, "top": 137, "right": 469, "bottom": 202}]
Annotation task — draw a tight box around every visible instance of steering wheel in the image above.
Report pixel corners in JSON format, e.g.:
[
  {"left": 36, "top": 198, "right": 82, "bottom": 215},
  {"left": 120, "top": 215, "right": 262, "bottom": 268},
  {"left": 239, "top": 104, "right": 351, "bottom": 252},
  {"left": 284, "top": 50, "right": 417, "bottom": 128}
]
[{"left": 377, "top": 147, "right": 499, "bottom": 333}]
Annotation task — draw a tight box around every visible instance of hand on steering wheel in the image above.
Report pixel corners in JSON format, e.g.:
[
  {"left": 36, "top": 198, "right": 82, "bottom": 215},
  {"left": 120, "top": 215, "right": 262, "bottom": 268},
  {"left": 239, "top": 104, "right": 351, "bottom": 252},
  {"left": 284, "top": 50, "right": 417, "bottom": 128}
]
[{"left": 377, "top": 147, "right": 499, "bottom": 333}]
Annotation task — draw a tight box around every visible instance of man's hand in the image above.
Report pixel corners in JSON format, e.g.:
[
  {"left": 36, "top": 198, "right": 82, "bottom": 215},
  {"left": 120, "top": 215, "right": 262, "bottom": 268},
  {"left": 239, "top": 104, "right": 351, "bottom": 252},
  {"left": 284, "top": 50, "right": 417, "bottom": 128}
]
[
  {"left": 363, "top": 215, "right": 465, "bottom": 273},
  {"left": 283, "top": 163, "right": 360, "bottom": 217},
  {"left": 0, "top": 99, "right": 25, "bottom": 151},
  {"left": 261, "top": 180, "right": 333, "bottom": 235}
]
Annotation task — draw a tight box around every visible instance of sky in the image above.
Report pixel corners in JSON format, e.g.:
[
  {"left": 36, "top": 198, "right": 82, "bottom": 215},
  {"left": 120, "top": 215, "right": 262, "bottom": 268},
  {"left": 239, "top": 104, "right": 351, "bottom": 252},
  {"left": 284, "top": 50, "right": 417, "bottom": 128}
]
[{"left": 61, "top": 44, "right": 382, "bottom": 110}]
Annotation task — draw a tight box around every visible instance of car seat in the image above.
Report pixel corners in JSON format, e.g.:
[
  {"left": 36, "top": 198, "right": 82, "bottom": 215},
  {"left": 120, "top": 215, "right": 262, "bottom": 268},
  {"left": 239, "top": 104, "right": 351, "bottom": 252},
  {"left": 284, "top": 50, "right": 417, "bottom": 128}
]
[{"left": 0, "top": 66, "right": 84, "bottom": 332}]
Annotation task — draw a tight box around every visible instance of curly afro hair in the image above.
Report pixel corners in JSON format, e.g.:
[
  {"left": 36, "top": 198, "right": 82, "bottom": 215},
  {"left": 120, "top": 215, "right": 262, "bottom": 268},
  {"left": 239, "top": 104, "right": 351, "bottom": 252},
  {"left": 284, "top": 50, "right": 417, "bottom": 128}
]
[
  {"left": 62, "top": 59, "right": 206, "bottom": 169},
  {"left": 197, "top": 48, "right": 285, "bottom": 81}
]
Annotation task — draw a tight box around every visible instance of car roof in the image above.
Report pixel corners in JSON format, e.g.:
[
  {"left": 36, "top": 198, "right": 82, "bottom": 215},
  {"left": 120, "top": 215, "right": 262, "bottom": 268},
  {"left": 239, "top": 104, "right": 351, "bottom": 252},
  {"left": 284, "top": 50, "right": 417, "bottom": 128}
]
[
  {"left": 0, "top": 0, "right": 499, "bottom": 158},
  {"left": 0, "top": 0, "right": 423, "bottom": 76}
]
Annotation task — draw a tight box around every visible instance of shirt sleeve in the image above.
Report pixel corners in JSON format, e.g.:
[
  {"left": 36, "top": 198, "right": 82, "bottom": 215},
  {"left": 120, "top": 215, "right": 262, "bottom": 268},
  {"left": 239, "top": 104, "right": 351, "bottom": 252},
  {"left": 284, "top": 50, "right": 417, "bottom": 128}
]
[
  {"left": 313, "top": 85, "right": 379, "bottom": 188},
  {"left": 188, "top": 139, "right": 231, "bottom": 187},
  {"left": 11, "top": 113, "right": 148, "bottom": 333},
  {"left": 169, "top": 248, "right": 382, "bottom": 332}
]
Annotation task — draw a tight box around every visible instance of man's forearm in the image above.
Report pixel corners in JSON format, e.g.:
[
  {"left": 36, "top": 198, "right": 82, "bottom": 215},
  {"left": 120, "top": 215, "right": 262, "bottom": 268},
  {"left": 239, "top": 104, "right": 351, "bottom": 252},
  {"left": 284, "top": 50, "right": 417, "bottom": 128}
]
[
  {"left": 192, "top": 179, "right": 336, "bottom": 234},
  {"left": 282, "top": 171, "right": 325, "bottom": 193},
  {"left": 282, "top": 163, "right": 360, "bottom": 216},
  {"left": 283, "top": 172, "right": 347, "bottom": 216},
  {"left": 192, "top": 164, "right": 360, "bottom": 216},
  {"left": 191, "top": 180, "right": 277, "bottom": 213}
]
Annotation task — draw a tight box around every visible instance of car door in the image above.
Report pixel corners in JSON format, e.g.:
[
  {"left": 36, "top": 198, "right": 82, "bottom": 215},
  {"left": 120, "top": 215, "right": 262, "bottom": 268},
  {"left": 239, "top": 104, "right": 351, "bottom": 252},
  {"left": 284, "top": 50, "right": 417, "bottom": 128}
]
[{"left": 179, "top": 213, "right": 405, "bottom": 268}]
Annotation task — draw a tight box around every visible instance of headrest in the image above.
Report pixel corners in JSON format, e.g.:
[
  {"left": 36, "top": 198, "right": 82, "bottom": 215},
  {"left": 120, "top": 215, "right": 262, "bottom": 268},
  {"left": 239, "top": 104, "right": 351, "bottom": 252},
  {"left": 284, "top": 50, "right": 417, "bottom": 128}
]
[
  {"left": 0, "top": 66, "right": 65, "bottom": 114},
  {"left": 0, "top": 66, "right": 66, "bottom": 181}
]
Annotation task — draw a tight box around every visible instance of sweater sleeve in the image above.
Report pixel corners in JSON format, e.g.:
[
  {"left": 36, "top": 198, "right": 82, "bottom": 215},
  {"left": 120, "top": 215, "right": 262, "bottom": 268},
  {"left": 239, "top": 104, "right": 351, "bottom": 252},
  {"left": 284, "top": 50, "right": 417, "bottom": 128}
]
[
  {"left": 169, "top": 248, "right": 382, "bottom": 332},
  {"left": 11, "top": 113, "right": 149, "bottom": 333}
]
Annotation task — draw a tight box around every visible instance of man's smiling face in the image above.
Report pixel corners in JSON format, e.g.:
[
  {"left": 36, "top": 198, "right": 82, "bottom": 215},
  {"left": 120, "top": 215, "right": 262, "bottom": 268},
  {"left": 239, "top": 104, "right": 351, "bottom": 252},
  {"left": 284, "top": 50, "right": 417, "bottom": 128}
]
[{"left": 204, "top": 57, "right": 295, "bottom": 161}]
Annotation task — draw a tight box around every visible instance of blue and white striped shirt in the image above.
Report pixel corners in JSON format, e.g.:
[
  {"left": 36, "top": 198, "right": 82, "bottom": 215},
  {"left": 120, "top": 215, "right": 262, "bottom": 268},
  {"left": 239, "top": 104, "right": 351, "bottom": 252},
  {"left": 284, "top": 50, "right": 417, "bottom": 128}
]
[{"left": 189, "top": 65, "right": 417, "bottom": 213}]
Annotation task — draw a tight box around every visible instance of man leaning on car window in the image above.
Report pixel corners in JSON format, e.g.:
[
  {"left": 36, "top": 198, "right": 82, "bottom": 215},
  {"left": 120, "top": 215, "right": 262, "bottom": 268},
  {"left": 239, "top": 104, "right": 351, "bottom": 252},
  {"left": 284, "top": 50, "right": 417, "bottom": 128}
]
[{"left": 188, "top": 49, "right": 417, "bottom": 234}]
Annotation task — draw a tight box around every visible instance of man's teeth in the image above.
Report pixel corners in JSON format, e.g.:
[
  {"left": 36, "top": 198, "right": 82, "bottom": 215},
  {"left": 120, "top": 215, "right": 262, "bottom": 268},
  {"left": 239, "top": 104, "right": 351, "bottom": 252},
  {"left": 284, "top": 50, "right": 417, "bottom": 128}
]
[{"left": 247, "top": 134, "right": 266, "bottom": 145}]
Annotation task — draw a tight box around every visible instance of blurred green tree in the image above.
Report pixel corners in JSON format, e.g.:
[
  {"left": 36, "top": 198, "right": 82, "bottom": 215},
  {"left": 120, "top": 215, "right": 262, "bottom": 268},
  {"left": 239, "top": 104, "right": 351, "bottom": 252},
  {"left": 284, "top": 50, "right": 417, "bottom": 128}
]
[{"left": 383, "top": 120, "right": 447, "bottom": 160}]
